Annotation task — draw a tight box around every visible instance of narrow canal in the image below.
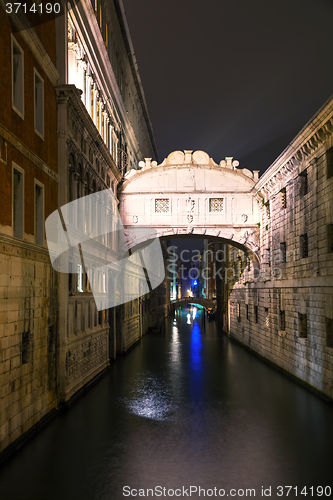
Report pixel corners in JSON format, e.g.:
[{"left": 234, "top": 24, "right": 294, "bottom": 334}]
[{"left": 0, "top": 309, "right": 332, "bottom": 500}]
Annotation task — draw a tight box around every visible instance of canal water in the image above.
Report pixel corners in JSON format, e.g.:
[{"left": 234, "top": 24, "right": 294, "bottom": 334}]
[{"left": 0, "top": 309, "right": 333, "bottom": 500}]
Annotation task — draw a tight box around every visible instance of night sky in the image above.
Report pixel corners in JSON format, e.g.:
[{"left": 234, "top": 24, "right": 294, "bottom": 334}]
[{"left": 123, "top": 0, "right": 333, "bottom": 175}]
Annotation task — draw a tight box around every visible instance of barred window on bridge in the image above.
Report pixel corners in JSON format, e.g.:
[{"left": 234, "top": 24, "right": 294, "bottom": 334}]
[
  {"left": 209, "top": 198, "right": 224, "bottom": 212},
  {"left": 155, "top": 198, "right": 170, "bottom": 213}
]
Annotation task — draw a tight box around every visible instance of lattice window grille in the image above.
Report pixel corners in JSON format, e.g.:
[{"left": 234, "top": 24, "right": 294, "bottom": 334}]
[
  {"left": 155, "top": 198, "right": 170, "bottom": 213},
  {"left": 209, "top": 198, "right": 224, "bottom": 212}
]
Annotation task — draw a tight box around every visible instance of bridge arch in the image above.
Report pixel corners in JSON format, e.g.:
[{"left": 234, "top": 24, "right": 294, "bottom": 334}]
[{"left": 170, "top": 297, "right": 216, "bottom": 311}]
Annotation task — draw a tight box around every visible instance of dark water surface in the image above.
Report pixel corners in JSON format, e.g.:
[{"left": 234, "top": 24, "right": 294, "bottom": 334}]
[{"left": 0, "top": 310, "right": 333, "bottom": 500}]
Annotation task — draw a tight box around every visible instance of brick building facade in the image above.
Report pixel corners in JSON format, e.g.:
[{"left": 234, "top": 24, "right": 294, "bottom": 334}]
[{"left": 0, "top": 6, "right": 59, "bottom": 454}]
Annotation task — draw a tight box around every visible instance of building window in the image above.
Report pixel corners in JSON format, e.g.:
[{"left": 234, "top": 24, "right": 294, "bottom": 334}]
[
  {"left": 34, "top": 69, "right": 44, "bottom": 138},
  {"left": 77, "top": 264, "right": 83, "bottom": 292},
  {"left": 35, "top": 182, "right": 44, "bottom": 245},
  {"left": 327, "top": 147, "right": 333, "bottom": 180},
  {"left": 265, "top": 307, "right": 269, "bottom": 327},
  {"left": 280, "top": 241, "right": 287, "bottom": 263},
  {"left": 12, "top": 36, "right": 24, "bottom": 118},
  {"left": 13, "top": 165, "right": 24, "bottom": 238},
  {"left": 237, "top": 303, "right": 241, "bottom": 322},
  {"left": 327, "top": 224, "right": 333, "bottom": 253},
  {"left": 300, "top": 233, "right": 308, "bottom": 258},
  {"left": 279, "top": 310, "right": 286, "bottom": 331},
  {"left": 326, "top": 318, "right": 333, "bottom": 348},
  {"left": 299, "top": 170, "right": 308, "bottom": 197},
  {"left": 209, "top": 198, "right": 224, "bottom": 212},
  {"left": 155, "top": 198, "right": 170, "bottom": 213},
  {"left": 105, "top": 23, "right": 108, "bottom": 49},
  {"left": 280, "top": 188, "right": 287, "bottom": 209},
  {"left": 246, "top": 304, "right": 249, "bottom": 320},
  {"left": 22, "top": 331, "right": 30, "bottom": 364},
  {"left": 254, "top": 305, "right": 258, "bottom": 324},
  {"left": 298, "top": 313, "right": 308, "bottom": 338}
]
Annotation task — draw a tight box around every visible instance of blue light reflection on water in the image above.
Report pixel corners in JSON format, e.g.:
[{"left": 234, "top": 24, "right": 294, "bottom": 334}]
[{"left": 190, "top": 319, "right": 202, "bottom": 372}]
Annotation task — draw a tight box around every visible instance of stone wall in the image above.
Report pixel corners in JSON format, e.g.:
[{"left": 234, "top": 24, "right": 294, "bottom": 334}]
[
  {"left": 228, "top": 98, "right": 333, "bottom": 401},
  {"left": 0, "top": 238, "right": 58, "bottom": 454}
]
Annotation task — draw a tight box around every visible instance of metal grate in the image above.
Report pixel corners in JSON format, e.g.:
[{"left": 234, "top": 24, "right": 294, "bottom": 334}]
[
  {"left": 209, "top": 198, "right": 224, "bottom": 212},
  {"left": 280, "top": 188, "right": 287, "bottom": 209},
  {"left": 155, "top": 198, "right": 170, "bottom": 213}
]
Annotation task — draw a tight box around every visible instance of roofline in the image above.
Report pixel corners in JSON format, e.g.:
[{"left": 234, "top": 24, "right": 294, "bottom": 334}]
[{"left": 256, "top": 93, "right": 333, "bottom": 190}]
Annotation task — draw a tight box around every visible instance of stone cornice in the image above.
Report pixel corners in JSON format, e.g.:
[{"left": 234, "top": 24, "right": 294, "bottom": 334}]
[
  {"left": 0, "top": 124, "right": 58, "bottom": 182},
  {"left": 121, "top": 151, "right": 257, "bottom": 190},
  {"left": 256, "top": 94, "right": 333, "bottom": 196},
  {"left": 0, "top": 232, "right": 50, "bottom": 260}
]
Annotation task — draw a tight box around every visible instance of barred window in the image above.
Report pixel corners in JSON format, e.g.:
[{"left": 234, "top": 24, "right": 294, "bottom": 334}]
[
  {"left": 209, "top": 198, "right": 224, "bottom": 212},
  {"left": 254, "top": 305, "right": 258, "bottom": 324},
  {"left": 280, "top": 310, "right": 286, "bottom": 331},
  {"left": 155, "top": 198, "right": 170, "bottom": 213},
  {"left": 298, "top": 313, "right": 307, "bottom": 338},
  {"left": 299, "top": 170, "right": 308, "bottom": 197},
  {"left": 280, "top": 188, "right": 286, "bottom": 209},
  {"left": 300, "top": 233, "right": 308, "bottom": 259}
]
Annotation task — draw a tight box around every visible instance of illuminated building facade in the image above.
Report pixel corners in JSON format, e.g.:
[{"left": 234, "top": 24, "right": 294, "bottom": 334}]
[
  {"left": 54, "top": 0, "right": 159, "bottom": 402},
  {"left": 0, "top": 6, "right": 59, "bottom": 455}
]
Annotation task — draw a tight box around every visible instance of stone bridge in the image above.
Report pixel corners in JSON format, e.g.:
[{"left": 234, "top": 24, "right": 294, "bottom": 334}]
[
  {"left": 170, "top": 297, "right": 215, "bottom": 311},
  {"left": 119, "top": 150, "right": 261, "bottom": 257}
]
